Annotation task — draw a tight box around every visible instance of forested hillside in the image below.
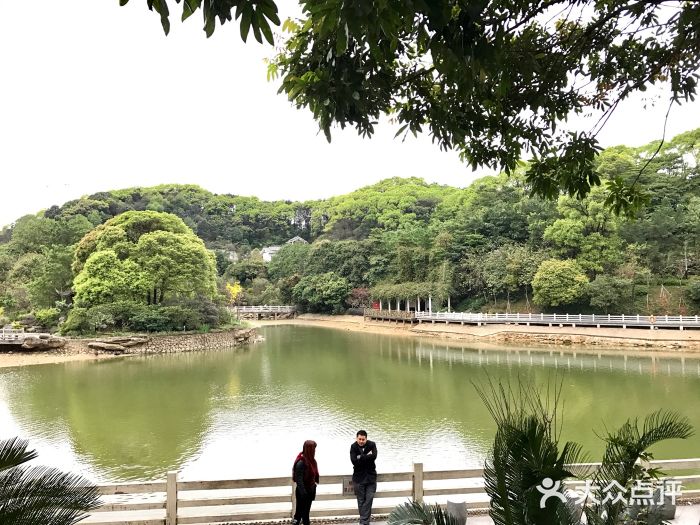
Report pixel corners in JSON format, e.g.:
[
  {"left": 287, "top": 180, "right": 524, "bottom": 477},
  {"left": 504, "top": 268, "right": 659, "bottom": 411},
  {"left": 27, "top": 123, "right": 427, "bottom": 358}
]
[{"left": 2, "top": 129, "right": 700, "bottom": 331}]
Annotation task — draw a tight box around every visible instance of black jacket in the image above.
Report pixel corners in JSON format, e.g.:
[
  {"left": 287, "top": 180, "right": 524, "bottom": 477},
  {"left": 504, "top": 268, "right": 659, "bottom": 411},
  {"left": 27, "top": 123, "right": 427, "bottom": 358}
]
[
  {"left": 294, "top": 459, "right": 317, "bottom": 499},
  {"left": 350, "top": 440, "right": 377, "bottom": 484}
]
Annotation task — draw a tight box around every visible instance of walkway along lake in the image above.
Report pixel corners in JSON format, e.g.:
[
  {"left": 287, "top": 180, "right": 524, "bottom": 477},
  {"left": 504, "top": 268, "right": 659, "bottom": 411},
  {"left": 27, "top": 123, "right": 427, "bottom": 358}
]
[{"left": 0, "top": 325, "right": 698, "bottom": 483}]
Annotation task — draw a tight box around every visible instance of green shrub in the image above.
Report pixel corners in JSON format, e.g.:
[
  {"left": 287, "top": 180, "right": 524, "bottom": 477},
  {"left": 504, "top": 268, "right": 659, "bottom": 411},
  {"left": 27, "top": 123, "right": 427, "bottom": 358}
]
[
  {"left": 161, "top": 306, "right": 203, "bottom": 331},
  {"left": 127, "top": 305, "right": 210, "bottom": 332},
  {"left": 128, "top": 307, "right": 172, "bottom": 332},
  {"left": 61, "top": 300, "right": 227, "bottom": 334},
  {"left": 456, "top": 296, "right": 487, "bottom": 312},
  {"left": 686, "top": 279, "right": 700, "bottom": 305},
  {"left": 175, "top": 298, "right": 227, "bottom": 327},
  {"left": 87, "top": 305, "right": 118, "bottom": 331},
  {"left": 61, "top": 308, "right": 90, "bottom": 334},
  {"left": 34, "top": 308, "right": 61, "bottom": 330},
  {"left": 106, "top": 301, "right": 147, "bottom": 328},
  {"left": 587, "top": 275, "right": 633, "bottom": 313}
]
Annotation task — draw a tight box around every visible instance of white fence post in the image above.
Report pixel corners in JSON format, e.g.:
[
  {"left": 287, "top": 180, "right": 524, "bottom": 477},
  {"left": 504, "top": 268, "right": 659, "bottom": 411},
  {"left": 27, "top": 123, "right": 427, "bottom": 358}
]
[
  {"left": 413, "top": 462, "right": 424, "bottom": 503},
  {"left": 166, "top": 471, "right": 178, "bottom": 525}
]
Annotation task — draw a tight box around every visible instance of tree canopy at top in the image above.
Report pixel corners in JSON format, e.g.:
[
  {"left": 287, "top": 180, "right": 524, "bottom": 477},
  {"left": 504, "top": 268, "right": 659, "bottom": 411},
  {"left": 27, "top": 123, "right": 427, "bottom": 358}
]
[
  {"left": 121, "top": 0, "right": 700, "bottom": 214},
  {"left": 72, "top": 211, "right": 217, "bottom": 307}
]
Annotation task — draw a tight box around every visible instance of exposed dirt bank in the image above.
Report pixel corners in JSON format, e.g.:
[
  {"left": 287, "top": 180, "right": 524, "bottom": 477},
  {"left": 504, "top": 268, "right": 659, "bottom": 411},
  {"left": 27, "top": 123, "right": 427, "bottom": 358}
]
[{"left": 0, "top": 349, "right": 118, "bottom": 368}]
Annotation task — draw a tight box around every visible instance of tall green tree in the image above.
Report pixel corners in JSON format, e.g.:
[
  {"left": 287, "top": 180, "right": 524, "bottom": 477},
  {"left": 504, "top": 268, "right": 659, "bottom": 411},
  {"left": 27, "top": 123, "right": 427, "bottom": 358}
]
[
  {"left": 292, "top": 272, "right": 350, "bottom": 313},
  {"left": 268, "top": 242, "right": 311, "bottom": 281},
  {"left": 134, "top": 230, "right": 217, "bottom": 304},
  {"left": 7, "top": 216, "right": 58, "bottom": 255},
  {"left": 72, "top": 211, "right": 217, "bottom": 307},
  {"left": 532, "top": 260, "right": 589, "bottom": 308},
  {"left": 587, "top": 275, "right": 634, "bottom": 313},
  {"left": 544, "top": 189, "right": 623, "bottom": 276},
  {"left": 27, "top": 246, "right": 75, "bottom": 309},
  {"left": 73, "top": 251, "right": 145, "bottom": 307},
  {"left": 481, "top": 245, "right": 546, "bottom": 310}
]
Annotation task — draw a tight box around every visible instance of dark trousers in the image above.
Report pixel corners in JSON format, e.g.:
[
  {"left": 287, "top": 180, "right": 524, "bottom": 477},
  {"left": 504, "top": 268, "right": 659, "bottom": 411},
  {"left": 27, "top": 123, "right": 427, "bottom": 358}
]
[
  {"left": 294, "top": 489, "right": 314, "bottom": 525},
  {"left": 354, "top": 481, "right": 377, "bottom": 525}
]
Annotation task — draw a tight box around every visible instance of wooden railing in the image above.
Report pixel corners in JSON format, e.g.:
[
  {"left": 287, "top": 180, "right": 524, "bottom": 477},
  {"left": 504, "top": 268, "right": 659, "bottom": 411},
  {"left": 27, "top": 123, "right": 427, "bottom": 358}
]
[
  {"left": 80, "top": 458, "right": 700, "bottom": 525},
  {"left": 414, "top": 312, "right": 700, "bottom": 329}
]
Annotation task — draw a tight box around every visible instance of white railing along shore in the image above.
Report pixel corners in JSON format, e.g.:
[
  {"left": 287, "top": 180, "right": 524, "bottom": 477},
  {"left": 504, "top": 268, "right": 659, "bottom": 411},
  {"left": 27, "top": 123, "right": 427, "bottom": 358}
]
[
  {"left": 413, "top": 312, "right": 700, "bottom": 329},
  {"left": 80, "top": 458, "right": 700, "bottom": 525},
  {"left": 234, "top": 306, "right": 296, "bottom": 313},
  {"left": 0, "top": 327, "right": 26, "bottom": 341}
]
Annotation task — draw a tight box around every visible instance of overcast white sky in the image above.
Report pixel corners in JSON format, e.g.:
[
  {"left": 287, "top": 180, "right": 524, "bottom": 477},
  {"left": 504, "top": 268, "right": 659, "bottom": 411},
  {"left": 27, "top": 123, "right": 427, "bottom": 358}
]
[{"left": 1, "top": 0, "right": 699, "bottom": 228}]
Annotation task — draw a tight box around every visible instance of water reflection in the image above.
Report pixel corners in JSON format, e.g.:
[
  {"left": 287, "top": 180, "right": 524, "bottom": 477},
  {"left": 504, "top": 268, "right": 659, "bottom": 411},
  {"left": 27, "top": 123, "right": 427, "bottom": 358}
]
[
  {"left": 0, "top": 326, "right": 698, "bottom": 483},
  {"left": 381, "top": 340, "right": 700, "bottom": 377}
]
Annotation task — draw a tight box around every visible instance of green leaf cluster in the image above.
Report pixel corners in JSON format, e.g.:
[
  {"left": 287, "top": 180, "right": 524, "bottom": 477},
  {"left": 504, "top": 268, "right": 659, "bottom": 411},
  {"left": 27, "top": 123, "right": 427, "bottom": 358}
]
[
  {"left": 532, "top": 260, "right": 588, "bottom": 308},
  {"left": 270, "top": 2, "right": 700, "bottom": 213},
  {"left": 120, "top": 0, "right": 280, "bottom": 39}
]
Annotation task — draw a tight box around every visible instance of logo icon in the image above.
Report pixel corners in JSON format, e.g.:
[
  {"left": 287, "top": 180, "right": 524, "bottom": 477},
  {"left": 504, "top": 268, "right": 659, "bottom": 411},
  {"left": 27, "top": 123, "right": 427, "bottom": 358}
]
[{"left": 536, "top": 478, "right": 567, "bottom": 508}]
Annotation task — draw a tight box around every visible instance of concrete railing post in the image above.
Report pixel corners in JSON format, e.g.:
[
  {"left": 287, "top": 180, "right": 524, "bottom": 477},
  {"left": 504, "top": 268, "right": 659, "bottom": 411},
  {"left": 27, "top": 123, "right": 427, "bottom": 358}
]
[
  {"left": 166, "top": 471, "right": 178, "bottom": 525},
  {"left": 291, "top": 479, "right": 297, "bottom": 518},
  {"left": 412, "top": 462, "right": 424, "bottom": 503}
]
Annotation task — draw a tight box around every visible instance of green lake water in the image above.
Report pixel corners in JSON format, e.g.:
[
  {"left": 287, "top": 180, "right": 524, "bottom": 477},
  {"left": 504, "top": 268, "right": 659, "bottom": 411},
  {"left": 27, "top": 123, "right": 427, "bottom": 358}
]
[{"left": 0, "top": 325, "right": 698, "bottom": 483}]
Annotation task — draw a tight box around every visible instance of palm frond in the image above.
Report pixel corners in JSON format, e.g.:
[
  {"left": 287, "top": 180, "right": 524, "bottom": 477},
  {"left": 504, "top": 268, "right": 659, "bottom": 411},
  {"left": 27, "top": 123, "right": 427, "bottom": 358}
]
[
  {"left": 485, "top": 423, "right": 527, "bottom": 525},
  {"left": 475, "top": 378, "right": 693, "bottom": 525},
  {"left": 639, "top": 411, "right": 694, "bottom": 450},
  {"left": 0, "top": 464, "right": 100, "bottom": 525},
  {"left": 387, "top": 500, "right": 462, "bottom": 525},
  {"left": 475, "top": 376, "right": 584, "bottom": 525},
  {"left": 0, "top": 437, "right": 37, "bottom": 472},
  {"left": 586, "top": 410, "right": 693, "bottom": 525}
]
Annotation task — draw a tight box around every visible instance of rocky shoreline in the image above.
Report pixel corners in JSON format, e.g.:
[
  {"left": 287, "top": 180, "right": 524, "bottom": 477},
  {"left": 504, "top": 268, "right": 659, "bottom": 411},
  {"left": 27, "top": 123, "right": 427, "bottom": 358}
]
[
  {"left": 69, "top": 328, "right": 257, "bottom": 354},
  {"left": 0, "top": 327, "right": 257, "bottom": 368}
]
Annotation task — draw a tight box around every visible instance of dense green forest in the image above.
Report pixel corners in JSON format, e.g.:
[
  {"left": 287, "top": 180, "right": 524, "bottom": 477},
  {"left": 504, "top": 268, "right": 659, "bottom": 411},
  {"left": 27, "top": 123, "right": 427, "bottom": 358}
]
[{"left": 2, "top": 129, "right": 700, "bottom": 332}]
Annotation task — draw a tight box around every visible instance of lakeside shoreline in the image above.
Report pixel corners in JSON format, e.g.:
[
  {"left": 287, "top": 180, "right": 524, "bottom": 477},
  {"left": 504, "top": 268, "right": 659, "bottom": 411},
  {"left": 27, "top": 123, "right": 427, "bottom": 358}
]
[
  {"left": 4, "top": 315, "right": 700, "bottom": 369},
  {"left": 252, "top": 314, "right": 700, "bottom": 357}
]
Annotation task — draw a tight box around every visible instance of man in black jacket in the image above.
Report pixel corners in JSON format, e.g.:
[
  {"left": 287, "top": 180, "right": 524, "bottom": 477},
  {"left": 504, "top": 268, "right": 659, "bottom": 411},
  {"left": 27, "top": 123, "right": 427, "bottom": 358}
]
[{"left": 350, "top": 430, "right": 377, "bottom": 525}]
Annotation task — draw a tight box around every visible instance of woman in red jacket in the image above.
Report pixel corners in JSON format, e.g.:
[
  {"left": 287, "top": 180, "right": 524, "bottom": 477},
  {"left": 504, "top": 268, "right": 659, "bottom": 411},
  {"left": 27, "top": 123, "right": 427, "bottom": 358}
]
[{"left": 292, "top": 440, "right": 319, "bottom": 525}]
